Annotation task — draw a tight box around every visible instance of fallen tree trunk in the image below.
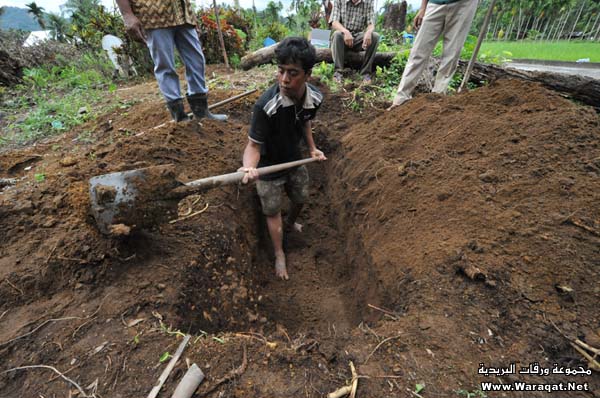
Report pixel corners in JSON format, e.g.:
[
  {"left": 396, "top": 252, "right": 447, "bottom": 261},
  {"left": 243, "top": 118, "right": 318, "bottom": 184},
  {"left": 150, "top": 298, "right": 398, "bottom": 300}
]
[
  {"left": 241, "top": 46, "right": 396, "bottom": 71},
  {"left": 459, "top": 60, "right": 600, "bottom": 110}
]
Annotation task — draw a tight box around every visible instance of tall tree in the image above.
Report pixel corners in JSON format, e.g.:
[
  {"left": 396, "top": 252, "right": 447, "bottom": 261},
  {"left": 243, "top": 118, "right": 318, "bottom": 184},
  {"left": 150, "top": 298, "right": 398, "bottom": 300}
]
[
  {"left": 47, "top": 12, "right": 68, "bottom": 41},
  {"left": 25, "top": 2, "right": 46, "bottom": 29}
]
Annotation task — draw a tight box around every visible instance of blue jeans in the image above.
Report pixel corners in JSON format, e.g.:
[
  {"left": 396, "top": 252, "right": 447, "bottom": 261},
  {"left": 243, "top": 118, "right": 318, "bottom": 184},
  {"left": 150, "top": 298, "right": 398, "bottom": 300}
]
[{"left": 146, "top": 25, "right": 208, "bottom": 102}]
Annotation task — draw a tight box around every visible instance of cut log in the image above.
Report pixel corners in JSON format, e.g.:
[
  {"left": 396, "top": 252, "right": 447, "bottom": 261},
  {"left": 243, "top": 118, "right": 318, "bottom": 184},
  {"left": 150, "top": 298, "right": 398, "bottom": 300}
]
[
  {"left": 459, "top": 60, "right": 600, "bottom": 110},
  {"left": 240, "top": 46, "right": 396, "bottom": 71}
]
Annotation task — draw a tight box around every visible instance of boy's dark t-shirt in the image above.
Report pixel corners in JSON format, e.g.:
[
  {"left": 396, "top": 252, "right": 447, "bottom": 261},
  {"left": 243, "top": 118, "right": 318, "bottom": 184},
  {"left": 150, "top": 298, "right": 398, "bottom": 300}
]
[{"left": 249, "top": 83, "right": 323, "bottom": 180}]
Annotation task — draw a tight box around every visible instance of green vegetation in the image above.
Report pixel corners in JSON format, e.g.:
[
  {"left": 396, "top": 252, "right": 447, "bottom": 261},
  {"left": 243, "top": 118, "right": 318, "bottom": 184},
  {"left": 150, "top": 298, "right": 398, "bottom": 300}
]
[
  {"left": 474, "top": 0, "right": 600, "bottom": 42},
  {"left": 456, "top": 389, "right": 487, "bottom": 398},
  {"left": 1, "top": 53, "right": 117, "bottom": 146},
  {"left": 481, "top": 40, "right": 600, "bottom": 62}
]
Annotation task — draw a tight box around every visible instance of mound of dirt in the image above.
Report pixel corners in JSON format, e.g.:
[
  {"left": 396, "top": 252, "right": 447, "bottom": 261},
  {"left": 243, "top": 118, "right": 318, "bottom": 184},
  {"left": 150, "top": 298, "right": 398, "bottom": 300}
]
[{"left": 0, "top": 69, "right": 598, "bottom": 398}]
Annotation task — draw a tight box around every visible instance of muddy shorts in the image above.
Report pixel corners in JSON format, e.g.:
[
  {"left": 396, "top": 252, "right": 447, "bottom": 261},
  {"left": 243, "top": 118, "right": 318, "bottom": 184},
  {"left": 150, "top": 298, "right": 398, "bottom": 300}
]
[{"left": 256, "top": 165, "right": 309, "bottom": 216}]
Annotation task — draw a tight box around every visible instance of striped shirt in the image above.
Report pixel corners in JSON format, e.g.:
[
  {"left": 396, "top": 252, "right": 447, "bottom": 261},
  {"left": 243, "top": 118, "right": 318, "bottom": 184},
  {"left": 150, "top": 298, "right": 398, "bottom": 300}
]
[
  {"left": 329, "top": 0, "right": 375, "bottom": 34},
  {"left": 129, "top": 0, "right": 197, "bottom": 30}
]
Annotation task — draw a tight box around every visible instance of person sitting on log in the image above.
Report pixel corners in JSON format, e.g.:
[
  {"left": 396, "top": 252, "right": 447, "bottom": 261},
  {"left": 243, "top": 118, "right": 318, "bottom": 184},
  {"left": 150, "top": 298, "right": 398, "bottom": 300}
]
[
  {"left": 239, "top": 37, "right": 327, "bottom": 280},
  {"left": 388, "top": 0, "right": 478, "bottom": 109},
  {"left": 329, "top": 0, "right": 380, "bottom": 84},
  {"left": 116, "top": 0, "right": 227, "bottom": 122}
]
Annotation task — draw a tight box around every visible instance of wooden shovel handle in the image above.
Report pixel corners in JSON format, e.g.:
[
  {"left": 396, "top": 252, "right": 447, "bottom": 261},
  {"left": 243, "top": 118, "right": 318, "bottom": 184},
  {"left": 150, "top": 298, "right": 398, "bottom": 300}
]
[{"left": 172, "top": 157, "right": 320, "bottom": 196}]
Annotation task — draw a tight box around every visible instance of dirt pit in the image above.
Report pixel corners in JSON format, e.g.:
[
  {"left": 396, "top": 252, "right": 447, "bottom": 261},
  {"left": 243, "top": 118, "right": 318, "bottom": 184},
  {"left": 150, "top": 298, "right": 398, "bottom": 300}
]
[{"left": 1, "top": 67, "right": 599, "bottom": 398}]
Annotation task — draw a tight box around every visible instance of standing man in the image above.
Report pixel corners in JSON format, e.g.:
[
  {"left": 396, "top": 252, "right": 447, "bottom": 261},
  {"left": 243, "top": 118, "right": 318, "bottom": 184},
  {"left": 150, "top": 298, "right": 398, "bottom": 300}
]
[
  {"left": 240, "top": 37, "right": 326, "bottom": 280},
  {"left": 116, "top": 0, "right": 227, "bottom": 122},
  {"left": 329, "top": 0, "right": 380, "bottom": 83},
  {"left": 389, "top": 0, "right": 478, "bottom": 109}
]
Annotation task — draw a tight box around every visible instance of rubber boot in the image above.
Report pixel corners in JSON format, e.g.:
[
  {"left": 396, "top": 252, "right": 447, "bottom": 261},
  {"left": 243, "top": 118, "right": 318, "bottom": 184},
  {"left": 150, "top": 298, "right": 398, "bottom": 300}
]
[
  {"left": 166, "top": 99, "right": 190, "bottom": 122},
  {"left": 187, "top": 93, "right": 228, "bottom": 122}
]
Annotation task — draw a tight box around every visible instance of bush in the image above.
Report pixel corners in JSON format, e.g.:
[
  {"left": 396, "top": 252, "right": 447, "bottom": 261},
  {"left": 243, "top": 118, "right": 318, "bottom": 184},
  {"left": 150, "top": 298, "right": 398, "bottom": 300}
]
[
  {"left": 248, "top": 22, "right": 289, "bottom": 51},
  {"left": 197, "top": 9, "right": 245, "bottom": 65}
]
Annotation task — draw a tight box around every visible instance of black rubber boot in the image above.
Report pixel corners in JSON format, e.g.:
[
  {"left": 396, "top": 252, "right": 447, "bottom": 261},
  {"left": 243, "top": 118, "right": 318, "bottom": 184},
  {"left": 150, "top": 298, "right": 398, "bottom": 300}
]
[
  {"left": 187, "top": 93, "right": 228, "bottom": 122},
  {"left": 166, "top": 99, "right": 190, "bottom": 122}
]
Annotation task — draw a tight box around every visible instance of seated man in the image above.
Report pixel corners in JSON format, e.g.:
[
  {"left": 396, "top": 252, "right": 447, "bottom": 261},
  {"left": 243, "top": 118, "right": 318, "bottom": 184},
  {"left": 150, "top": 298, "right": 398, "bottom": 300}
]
[
  {"left": 240, "top": 37, "right": 327, "bottom": 280},
  {"left": 329, "top": 0, "right": 380, "bottom": 83}
]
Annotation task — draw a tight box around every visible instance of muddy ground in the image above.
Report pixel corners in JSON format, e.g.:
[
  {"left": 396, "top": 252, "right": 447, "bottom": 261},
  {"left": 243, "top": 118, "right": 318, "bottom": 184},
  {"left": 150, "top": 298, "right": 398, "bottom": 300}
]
[{"left": 0, "top": 66, "right": 599, "bottom": 398}]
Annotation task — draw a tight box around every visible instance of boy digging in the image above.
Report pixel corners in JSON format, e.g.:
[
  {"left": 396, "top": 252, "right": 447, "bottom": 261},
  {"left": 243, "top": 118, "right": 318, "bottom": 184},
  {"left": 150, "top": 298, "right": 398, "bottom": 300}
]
[{"left": 240, "top": 37, "right": 326, "bottom": 280}]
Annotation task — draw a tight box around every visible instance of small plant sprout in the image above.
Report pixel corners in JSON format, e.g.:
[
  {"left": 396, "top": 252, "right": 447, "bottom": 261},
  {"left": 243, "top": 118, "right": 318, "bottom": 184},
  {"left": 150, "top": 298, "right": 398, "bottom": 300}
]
[
  {"left": 415, "top": 383, "right": 425, "bottom": 394},
  {"left": 159, "top": 352, "right": 172, "bottom": 363},
  {"left": 34, "top": 173, "right": 46, "bottom": 182}
]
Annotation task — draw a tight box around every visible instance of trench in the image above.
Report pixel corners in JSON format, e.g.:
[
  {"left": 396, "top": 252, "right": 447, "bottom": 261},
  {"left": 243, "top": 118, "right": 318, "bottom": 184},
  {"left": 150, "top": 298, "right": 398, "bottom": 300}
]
[{"left": 175, "top": 127, "right": 382, "bottom": 336}]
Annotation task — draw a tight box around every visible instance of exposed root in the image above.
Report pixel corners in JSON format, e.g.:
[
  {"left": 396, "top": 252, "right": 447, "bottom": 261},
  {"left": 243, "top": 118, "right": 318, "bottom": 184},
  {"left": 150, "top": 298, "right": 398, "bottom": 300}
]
[{"left": 2, "top": 365, "right": 91, "bottom": 397}]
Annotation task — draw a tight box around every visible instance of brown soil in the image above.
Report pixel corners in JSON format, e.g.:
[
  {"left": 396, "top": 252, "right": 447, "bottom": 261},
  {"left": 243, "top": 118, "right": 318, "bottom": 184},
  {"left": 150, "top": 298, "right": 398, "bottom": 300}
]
[{"left": 0, "top": 66, "right": 599, "bottom": 398}]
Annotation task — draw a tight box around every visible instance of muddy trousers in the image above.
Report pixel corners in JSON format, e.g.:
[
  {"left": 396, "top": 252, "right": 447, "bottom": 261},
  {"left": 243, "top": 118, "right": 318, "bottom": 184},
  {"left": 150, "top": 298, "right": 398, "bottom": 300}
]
[
  {"left": 331, "top": 30, "right": 380, "bottom": 76},
  {"left": 146, "top": 25, "right": 208, "bottom": 102},
  {"left": 393, "top": 0, "right": 478, "bottom": 105}
]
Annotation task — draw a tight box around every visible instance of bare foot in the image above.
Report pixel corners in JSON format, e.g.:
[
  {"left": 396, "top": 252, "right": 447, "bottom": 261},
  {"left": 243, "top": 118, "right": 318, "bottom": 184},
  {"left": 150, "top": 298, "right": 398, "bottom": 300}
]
[
  {"left": 275, "top": 252, "right": 289, "bottom": 280},
  {"left": 285, "top": 220, "right": 303, "bottom": 233}
]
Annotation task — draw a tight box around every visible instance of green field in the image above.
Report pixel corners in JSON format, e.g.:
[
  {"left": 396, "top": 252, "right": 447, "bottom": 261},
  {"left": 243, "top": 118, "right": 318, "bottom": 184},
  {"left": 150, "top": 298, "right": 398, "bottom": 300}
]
[{"left": 480, "top": 40, "right": 600, "bottom": 62}]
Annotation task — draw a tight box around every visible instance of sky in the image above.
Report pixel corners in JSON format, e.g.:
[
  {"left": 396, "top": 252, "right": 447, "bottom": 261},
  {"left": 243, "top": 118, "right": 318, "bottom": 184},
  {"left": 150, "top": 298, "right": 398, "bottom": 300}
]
[{"left": 0, "top": 0, "right": 422, "bottom": 14}]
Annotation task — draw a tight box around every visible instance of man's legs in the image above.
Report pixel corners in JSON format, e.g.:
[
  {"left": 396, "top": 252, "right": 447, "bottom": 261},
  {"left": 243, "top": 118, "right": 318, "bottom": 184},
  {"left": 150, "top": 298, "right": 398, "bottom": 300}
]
[
  {"left": 284, "top": 165, "right": 309, "bottom": 232},
  {"left": 432, "top": 0, "right": 478, "bottom": 94},
  {"left": 257, "top": 178, "right": 289, "bottom": 280},
  {"left": 173, "top": 26, "right": 227, "bottom": 121},
  {"left": 331, "top": 30, "right": 346, "bottom": 75},
  {"left": 146, "top": 28, "right": 188, "bottom": 121},
  {"left": 391, "top": 3, "right": 446, "bottom": 106},
  {"left": 351, "top": 31, "right": 381, "bottom": 77},
  {"left": 174, "top": 25, "right": 207, "bottom": 96},
  {"left": 265, "top": 213, "right": 288, "bottom": 280}
]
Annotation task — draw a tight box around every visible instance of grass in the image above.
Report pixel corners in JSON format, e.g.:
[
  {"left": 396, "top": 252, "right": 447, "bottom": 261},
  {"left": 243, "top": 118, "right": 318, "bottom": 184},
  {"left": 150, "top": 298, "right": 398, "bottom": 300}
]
[
  {"left": 480, "top": 40, "right": 600, "bottom": 62},
  {"left": 0, "top": 52, "right": 119, "bottom": 147}
]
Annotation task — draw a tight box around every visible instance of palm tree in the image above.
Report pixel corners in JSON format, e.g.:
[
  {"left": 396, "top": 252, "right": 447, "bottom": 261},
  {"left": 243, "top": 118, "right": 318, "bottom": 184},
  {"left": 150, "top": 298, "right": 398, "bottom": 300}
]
[
  {"left": 25, "top": 2, "right": 46, "bottom": 29},
  {"left": 47, "top": 12, "right": 68, "bottom": 41},
  {"left": 264, "top": 0, "right": 283, "bottom": 24}
]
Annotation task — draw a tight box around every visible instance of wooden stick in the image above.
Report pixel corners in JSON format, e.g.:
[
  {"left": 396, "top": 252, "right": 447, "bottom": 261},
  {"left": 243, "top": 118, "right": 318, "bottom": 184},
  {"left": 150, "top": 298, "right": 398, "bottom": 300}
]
[
  {"left": 570, "top": 343, "right": 600, "bottom": 371},
  {"left": 364, "top": 335, "right": 402, "bottom": 364},
  {"left": 367, "top": 303, "right": 398, "bottom": 319},
  {"left": 327, "top": 385, "right": 352, "bottom": 398},
  {"left": 152, "top": 89, "right": 257, "bottom": 130},
  {"left": 349, "top": 361, "right": 359, "bottom": 398},
  {"left": 574, "top": 338, "right": 600, "bottom": 355},
  {"left": 201, "top": 344, "right": 247, "bottom": 395},
  {"left": 458, "top": 0, "right": 497, "bottom": 92},
  {"left": 147, "top": 335, "right": 191, "bottom": 398},
  {"left": 212, "top": 0, "right": 229, "bottom": 68},
  {"left": 2, "top": 365, "right": 89, "bottom": 397}
]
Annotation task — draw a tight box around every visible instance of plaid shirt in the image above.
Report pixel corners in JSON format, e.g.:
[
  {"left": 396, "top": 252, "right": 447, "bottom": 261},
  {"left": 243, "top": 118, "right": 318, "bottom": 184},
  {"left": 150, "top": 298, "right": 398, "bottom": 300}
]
[
  {"left": 129, "top": 0, "right": 197, "bottom": 30},
  {"left": 329, "top": 0, "right": 375, "bottom": 34}
]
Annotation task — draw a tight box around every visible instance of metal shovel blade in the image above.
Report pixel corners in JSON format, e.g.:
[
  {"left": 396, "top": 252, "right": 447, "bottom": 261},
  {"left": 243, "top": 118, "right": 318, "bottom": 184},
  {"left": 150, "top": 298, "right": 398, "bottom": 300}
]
[{"left": 89, "top": 164, "right": 180, "bottom": 234}]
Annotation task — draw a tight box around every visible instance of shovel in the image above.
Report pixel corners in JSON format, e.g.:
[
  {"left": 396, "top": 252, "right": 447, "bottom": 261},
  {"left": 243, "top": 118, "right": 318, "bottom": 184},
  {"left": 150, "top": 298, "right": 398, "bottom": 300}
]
[{"left": 89, "top": 157, "right": 319, "bottom": 234}]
